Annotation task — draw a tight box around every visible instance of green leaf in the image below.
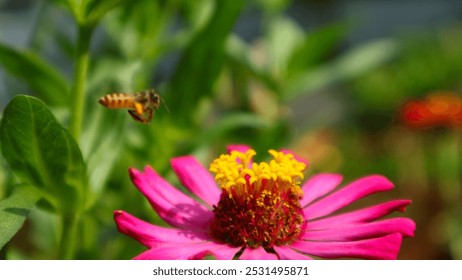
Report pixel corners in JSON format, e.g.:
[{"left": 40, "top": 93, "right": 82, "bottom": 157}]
[
  {"left": 54, "top": 0, "right": 128, "bottom": 26},
  {"left": 177, "top": 112, "right": 270, "bottom": 155},
  {"left": 226, "top": 35, "right": 280, "bottom": 94},
  {"left": 286, "top": 22, "right": 347, "bottom": 76},
  {"left": 0, "top": 95, "right": 88, "bottom": 214},
  {"left": 0, "top": 43, "right": 69, "bottom": 106},
  {"left": 85, "top": 0, "right": 132, "bottom": 27},
  {"left": 265, "top": 16, "right": 304, "bottom": 76},
  {"left": 80, "top": 100, "right": 126, "bottom": 197},
  {"left": 0, "top": 185, "right": 41, "bottom": 250},
  {"left": 62, "top": 0, "right": 86, "bottom": 23},
  {"left": 285, "top": 38, "right": 399, "bottom": 100},
  {"left": 104, "top": 0, "right": 178, "bottom": 60},
  {"left": 166, "top": 0, "right": 246, "bottom": 124},
  {"left": 256, "top": 0, "right": 291, "bottom": 14},
  {"left": 334, "top": 38, "right": 398, "bottom": 79},
  {"left": 198, "top": 113, "right": 270, "bottom": 145}
]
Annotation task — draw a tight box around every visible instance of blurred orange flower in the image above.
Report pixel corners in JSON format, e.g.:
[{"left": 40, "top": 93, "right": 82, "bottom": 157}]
[{"left": 401, "top": 92, "right": 462, "bottom": 128}]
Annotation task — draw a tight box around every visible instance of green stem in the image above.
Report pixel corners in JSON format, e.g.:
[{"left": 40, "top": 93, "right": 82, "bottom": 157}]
[
  {"left": 61, "top": 23, "right": 93, "bottom": 259},
  {"left": 69, "top": 24, "right": 93, "bottom": 141},
  {"left": 58, "top": 212, "right": 80, "bottom": 259}
]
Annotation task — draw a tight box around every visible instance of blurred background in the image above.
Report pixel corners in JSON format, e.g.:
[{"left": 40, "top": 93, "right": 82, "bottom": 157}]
[{"left": 1, "top": 0, "right": 461, "bottom": 259}]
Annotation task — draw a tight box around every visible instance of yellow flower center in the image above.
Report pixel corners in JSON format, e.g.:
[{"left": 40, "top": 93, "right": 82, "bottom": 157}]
[{"left": 209, "top": 149, "right": 307, "bottom": 249}]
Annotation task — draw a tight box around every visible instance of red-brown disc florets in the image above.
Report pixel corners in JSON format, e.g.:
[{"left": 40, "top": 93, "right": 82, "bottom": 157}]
[{"left": 209, "top": 149, "right": 307, "bottom": 249}]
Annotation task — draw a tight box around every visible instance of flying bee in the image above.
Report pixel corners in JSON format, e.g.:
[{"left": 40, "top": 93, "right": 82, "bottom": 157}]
[{"left": 98, "top": 89, "right": 162, "bottom": 124}]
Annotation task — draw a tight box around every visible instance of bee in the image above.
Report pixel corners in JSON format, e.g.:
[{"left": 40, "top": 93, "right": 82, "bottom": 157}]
[{"left": 98, "top": 89, "right": 162, "bottom": 124}]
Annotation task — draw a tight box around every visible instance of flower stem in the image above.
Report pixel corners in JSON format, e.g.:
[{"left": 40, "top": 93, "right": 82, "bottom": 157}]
[
  {"left": 58, "top": 212, "right": 80, "bottom": 259},
  {"left": 69, "top": 24, "right": 93, "bottom": 141}
]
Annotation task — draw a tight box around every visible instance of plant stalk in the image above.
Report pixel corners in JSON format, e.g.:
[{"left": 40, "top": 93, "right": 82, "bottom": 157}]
[
  {"left": 69, "top": 24, "right": 93, "bottom": 141},
  {"left": 58, "top": 212, "right": 80, "bottom": 259},
  {"left": 61, "top": 22, "right": 93, "bottom": 259}
]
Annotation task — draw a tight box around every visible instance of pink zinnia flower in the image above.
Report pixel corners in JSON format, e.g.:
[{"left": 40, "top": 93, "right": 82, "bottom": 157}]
[{"left": 114, "top": 145, "right": 416, "bottom": 259}]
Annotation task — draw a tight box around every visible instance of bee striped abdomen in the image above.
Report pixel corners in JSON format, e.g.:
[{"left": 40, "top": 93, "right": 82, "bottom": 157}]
[{"left": 98, "top": 93, "right": 135, "bottom": 109}]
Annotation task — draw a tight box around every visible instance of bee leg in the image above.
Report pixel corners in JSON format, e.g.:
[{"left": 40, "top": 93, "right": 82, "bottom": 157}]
[
  {"left": 146, "top": 108, "right": 154, "bottom": 123},
  {"left": 128, "top": 110, "right": 148, "bottom": 124},
  {"left": 134, "top": 102, "right": 144, "bottom": 115}
]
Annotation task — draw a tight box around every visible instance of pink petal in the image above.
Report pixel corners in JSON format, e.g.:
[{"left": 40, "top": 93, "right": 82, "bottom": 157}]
[
  {"left": 308, "top": 200, "right": 412, "bottom": 229},
  {"left": 170, "top": 156, "right": 220, "bottom": 207},
  {"left": 290, "top": 233, "right": 403, "bottom": 260},
  {"left": 300, "top": 174, "right": 343, "bottom": 206},
  {"left": 304, "top": 218, "right": 416, "bottom": 241},
  {"left": 207, "top": 245, "right": 243, "bottom": 260},
  {"left": 273, "top": 246, "right": 314, "bottom": 260},
  {"left": 227, "top": 144, "right": 251, "bottom": 154},
  {"left": 129, "top": 166, "right": 213, "bottom": 229},
  {"left": 304, "top": 175, "right": 394, "bottom": 220},
  {"left": 134, "top": 242, "right": 240, "bottom": 260},
  {"left": 239, "top": 247, "right": 278, "bottom": 260},
  {"left": 113, "top": 210, "right": 211, "bottom": 248}
]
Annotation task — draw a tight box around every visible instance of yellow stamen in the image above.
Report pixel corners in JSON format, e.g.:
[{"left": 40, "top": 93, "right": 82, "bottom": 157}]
[{"left": 209, "top": 149, "right": 307, "bottom": 198}]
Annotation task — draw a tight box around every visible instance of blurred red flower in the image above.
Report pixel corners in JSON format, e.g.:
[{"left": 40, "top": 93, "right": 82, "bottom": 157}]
[{"left": 401, "top": 92, "right": 462, "bottom": 128}]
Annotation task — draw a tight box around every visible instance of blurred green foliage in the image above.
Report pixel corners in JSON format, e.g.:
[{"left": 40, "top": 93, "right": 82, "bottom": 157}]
[
  {"left": 341, "top": 27, "right": 462, "bottom": 260},
  {"left": 0, "top": 0, "right": 461, "bottom": 259}
]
